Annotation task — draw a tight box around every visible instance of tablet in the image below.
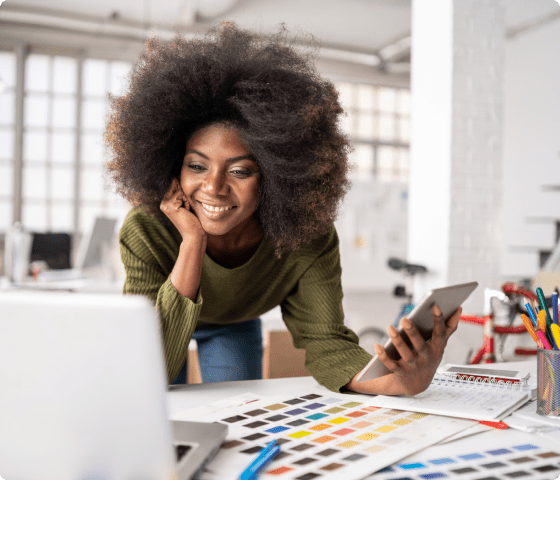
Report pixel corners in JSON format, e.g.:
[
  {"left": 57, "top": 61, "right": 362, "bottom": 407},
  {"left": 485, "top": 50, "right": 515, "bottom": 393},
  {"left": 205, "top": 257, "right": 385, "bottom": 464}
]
[{"left": 355, "top": 281, "right": 478, "bottom": 383}]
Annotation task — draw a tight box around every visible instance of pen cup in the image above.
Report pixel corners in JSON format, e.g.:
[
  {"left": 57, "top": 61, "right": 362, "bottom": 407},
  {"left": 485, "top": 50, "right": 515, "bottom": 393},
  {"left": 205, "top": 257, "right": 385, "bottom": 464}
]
[{"left": 537, "top": 348, "right": 560, "bottom": 417}]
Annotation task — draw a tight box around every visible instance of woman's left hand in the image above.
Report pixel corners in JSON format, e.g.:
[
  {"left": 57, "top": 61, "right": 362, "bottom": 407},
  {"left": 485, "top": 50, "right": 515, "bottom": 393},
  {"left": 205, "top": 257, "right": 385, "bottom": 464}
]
[
  {"left": 374, "top": 305, "right": 462, "bottom": 396},
  {"left": 346, "top": 305, "right": 463, "bottom": 396}
]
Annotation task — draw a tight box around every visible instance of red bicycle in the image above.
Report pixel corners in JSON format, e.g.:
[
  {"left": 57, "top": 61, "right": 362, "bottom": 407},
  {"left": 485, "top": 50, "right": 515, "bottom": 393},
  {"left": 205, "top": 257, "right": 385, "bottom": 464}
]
[{"left": 460, "top": 283, "right": 538, "bottom": 364}]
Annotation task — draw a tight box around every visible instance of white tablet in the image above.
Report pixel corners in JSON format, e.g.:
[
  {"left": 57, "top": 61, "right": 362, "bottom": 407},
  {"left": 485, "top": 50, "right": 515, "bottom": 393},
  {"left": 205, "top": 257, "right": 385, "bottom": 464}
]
[{"left": 355, "top": 281, "right": 478, "bottom": 383}]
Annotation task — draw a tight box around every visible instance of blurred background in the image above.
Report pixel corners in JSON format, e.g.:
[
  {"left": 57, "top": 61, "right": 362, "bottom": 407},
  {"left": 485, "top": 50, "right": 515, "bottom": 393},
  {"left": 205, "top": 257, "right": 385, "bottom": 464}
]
[{"left": 0, "top": 0, "right": 559, "bottom": 358}]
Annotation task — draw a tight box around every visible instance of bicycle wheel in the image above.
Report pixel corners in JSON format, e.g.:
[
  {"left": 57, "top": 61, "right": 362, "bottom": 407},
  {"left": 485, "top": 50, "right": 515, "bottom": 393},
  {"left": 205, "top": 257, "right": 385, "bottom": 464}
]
[{"left": 357, "top": 327, "right": 388, "bottom": 355}]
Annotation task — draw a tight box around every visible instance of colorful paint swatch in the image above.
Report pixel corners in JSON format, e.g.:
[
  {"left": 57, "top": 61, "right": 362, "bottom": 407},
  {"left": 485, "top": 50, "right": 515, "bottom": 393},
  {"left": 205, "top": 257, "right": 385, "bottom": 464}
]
[
  {"left": 321, "top": 463, "right": 344, "bottom": 471},
  {"left": 192, "top": 388, "right": 488, "bottom": 481},
  {"left": 375, "top": 425, "right": 398, "bottom": 433},
  {"left": 344, "top": 454, "right": 366, "bottom": 461},
  {"left": 306, "top": 413, "right": 328, "bottom": 420},
  {"left": 295, "top": 472, "right": 321, "bottom": 479},
  {"left": 332, "top": 428, "right": 355, "bottom": 436},
  {"left": 352, "top": 421, "right": 374, "bottom": 429},
  {"left": 486, "top": 448, "right": 512, "bottom": 456},
  {"left": 407, "top": 413, "right": 428, "bottom": 419},
  {"left": 289, "top": 431, "right": 312, "bottom": 438},
  {"left": 291, "top": 444, "right": 315, "bottom": 452},
  {"left": 509, "top": 456, "right": 535, "bottom": 464},
  {"left": 363, "top": 445, "right": 387, "bottom": 453},
  {"left": 220, "top": 440, "right": 244, "bottom": 449},
  {"left": 512, "top": 444, "right": 538, "bottom": 451},
  {"left": 245, "top": 409, "right": 268, "bottom": 417},
  {"left": 242, "top": 433, "right": 267, "bottom": 441},
  {"left": 244, "top": 420, "right": 268, "bottom": 428},
  {"left": 264, "top": 404, "right": 287, "bottom": 411},
  {"left": 266, "top": 426, "right": 289, "bottom": 434},
  {"left": 328, "top": 417, "right": 350, "bottom": 425},
  {"left": 222, "top": 415, "right": 246, "bottom": 423},
  {"left": 324, "top": 407, "right": 345, "bottom": 414},
  {"left": 309, "top": 424, "right": 331, "bottom": 431},
  {"left": 345, "top": 411, "right": 368, "bottom": 418},
  {"left": 356, "top": 432, "right": 380, "bottom": 441},
  {"left": 370, "top": 415, "right": 391, "bottom": 422},
  {"left": 459, "top": 453, "right": 485, "bottom": 461},
  {"left": 315, "top": 448, "right": 340, "bottom": 457},
  {"left": 399, "top": 462, "right": 426, "bottom": 470},
  {"left": 292, "top": 457, "right": 317, "bottom": 466},
  {"left": 265, "top": 414, "right": 288, "bottom": 422},
  {"left": 312, "top": 435, "right": 336, "bottom": 444},
  {"left": 391, "top": 419, "right": 413, "bottom": 426},
  {"left": 267, "top": 466, "right": 293, "bottom": 475},
  {"left": 287, "top": 419, "right": 309, "bottom": 427},
  {"left": 337, "top": 440, "right": 360, "bottom": 448},
  {"left": 428, "top": 457, "right": 456, "bottom": 465},
  {"left": 537, "top": 452, "right": 560, "bottom": 459},
  {"left": 285, "top": 408, "right": 307, "bottom": 416}
]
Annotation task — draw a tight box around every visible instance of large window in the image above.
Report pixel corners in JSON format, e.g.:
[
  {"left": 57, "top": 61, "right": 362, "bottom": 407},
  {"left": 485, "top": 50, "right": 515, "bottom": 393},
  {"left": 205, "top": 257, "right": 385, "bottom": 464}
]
[
  {"left": 0, "top": 51, "right": 16, "bottom": 230},
  {"left": 335, "top": 83, "right": 410, "bottom": 183},
  {"left": 0, "top": 48, "right": 132, "bottom": 238}
]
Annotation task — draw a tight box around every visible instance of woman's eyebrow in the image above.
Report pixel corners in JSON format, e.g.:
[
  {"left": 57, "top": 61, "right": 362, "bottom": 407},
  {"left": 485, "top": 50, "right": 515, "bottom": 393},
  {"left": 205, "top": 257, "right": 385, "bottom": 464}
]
[{"left": 186, "top": 149, "right": 255, "bottom": 163}]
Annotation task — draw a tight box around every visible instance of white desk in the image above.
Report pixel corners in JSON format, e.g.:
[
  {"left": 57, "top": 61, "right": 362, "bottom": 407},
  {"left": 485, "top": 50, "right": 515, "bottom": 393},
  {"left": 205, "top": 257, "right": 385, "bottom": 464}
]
[
  {"left": 167, "top": 376, "right": 320, "bottom": 418},
  {"left": 166, "top": 362, "right": 560, "bottom": 480}
]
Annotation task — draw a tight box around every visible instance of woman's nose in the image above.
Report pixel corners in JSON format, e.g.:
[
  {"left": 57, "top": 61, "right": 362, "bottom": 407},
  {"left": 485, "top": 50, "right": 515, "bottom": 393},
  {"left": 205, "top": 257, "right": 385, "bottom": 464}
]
[{"left": 202, "top": 169, "right": 228, "bottom": 194}]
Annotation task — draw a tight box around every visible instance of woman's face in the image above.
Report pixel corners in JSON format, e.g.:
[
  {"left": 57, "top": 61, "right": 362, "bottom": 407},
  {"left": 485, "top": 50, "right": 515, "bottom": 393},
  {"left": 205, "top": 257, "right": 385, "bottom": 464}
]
[{"left": 179, "top": 123, "right": 261, "bottom": 238}]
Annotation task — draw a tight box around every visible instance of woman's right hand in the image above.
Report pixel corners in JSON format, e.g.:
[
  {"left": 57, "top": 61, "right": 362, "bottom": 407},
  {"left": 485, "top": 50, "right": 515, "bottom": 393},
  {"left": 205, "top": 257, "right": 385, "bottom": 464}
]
[{"left": 160, "top": 178, "right": 206, "bottom": 242}]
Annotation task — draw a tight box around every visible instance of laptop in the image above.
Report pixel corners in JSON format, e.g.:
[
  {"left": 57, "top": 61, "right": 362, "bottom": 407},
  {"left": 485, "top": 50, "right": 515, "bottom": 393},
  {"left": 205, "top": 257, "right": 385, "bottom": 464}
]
[
  {"left": 39, "top": 216, "right": 118, "bottom": 282},
  {"left": 0, "top": 291, "right": 227, "bottom": 480}
]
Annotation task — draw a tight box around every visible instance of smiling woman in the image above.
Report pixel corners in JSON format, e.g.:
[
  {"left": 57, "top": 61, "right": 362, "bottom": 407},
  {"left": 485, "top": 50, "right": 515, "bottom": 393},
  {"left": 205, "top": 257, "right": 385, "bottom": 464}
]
[{"left": 106, "top": 22, "right": 461, "bottom": 394}]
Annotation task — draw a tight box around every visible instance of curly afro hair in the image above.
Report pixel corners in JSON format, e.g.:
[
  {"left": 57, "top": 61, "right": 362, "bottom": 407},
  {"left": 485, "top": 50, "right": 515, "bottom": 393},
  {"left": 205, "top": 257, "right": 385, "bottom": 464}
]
[{"left": 105, "top": 23, "right": 352, "bottom": 256}]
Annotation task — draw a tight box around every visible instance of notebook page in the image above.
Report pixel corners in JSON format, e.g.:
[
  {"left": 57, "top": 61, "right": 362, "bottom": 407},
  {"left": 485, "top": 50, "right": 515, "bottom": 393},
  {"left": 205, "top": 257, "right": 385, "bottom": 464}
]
[{"left": 369, "top": 380, "right": 532, "bottom": 421}]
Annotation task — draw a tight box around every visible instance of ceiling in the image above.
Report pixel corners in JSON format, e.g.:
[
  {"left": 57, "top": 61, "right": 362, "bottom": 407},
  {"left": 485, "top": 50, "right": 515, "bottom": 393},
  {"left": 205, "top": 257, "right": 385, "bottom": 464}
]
[{"left": 0, "top": 0, "right": 559, "bottom": 71}]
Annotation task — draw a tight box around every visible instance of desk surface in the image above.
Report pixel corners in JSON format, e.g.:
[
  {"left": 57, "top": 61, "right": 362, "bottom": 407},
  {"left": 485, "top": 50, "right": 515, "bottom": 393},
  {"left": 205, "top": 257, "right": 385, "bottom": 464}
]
[
  {"left": 166, "top": 376, "right": 320, "bottom": 418},
  {"left": 166, "top": 361, "right": 538, "bottom": 417},
  {"left": 166, "top": 362, "right": 560, "bottom": 480}
]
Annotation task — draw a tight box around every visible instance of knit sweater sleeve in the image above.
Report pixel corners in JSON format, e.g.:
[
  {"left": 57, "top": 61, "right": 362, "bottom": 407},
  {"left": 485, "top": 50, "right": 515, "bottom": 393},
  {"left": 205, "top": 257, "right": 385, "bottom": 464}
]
[
  {"left": 118, "top": 209, "right": 202, "bottom": 382},
  {"left": 281, "top": 227, "right": 372, "bottom": 393}
]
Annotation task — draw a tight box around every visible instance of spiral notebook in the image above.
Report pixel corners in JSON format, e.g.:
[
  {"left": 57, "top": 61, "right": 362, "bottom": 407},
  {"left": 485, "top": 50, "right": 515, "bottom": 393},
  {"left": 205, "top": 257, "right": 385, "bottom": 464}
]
[{"left": 369, "top": 372, "right": 533, "bottom": 422}]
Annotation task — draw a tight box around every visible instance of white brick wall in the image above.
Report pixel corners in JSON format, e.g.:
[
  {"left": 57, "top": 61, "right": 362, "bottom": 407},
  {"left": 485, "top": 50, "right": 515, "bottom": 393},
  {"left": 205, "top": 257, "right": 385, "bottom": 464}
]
[{"left": 408, "top": 0, "right": 505, "bottom": 312}]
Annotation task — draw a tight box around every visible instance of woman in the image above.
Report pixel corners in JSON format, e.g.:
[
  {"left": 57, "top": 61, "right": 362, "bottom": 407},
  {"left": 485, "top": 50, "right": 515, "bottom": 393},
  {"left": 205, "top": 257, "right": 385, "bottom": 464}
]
[{"left": 106, "top": 23, "right": 461, "bottom": 394}]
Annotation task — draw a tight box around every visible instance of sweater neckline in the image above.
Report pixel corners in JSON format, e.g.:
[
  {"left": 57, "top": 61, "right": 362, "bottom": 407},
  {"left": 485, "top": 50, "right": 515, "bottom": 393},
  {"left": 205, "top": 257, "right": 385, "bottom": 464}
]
[{"left": 204, "top": 235, "right": 270, "bottom": 272}]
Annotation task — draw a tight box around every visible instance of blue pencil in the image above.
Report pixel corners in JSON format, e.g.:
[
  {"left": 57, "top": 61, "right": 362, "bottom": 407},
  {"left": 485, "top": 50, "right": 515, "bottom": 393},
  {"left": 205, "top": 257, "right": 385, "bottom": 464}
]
[
  {"left": 553, "top": 292, "right": 558, "bottom": 325},
  {"left": 525, "top": 302, "right": 538, "bottom": 327}
]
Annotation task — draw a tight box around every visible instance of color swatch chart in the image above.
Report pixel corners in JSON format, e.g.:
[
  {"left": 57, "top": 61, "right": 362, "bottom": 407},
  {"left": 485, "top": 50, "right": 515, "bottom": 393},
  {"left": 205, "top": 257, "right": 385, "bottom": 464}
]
[
  {"left": 365, "top": 427, "right": 560, "bottom": 480},
  {"left": 196, "top": 389, "right": 474, "bottom": 480}
]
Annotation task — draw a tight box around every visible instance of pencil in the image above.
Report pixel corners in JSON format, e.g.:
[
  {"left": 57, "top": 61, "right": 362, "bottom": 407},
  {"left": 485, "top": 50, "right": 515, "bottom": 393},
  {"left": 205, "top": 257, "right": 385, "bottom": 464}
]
[{"left": 521, "top": 313, "right": 543, "bottom": 348}]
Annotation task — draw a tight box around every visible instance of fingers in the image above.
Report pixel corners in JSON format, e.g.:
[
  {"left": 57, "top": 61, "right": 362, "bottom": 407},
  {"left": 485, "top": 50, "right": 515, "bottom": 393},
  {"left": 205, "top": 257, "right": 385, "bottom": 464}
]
[
  {"left": 374, "top": 343, "right": 400, "bottom": 373},
  {"left": 430, "top": 305, "right": 447, "bottom": 341},
  {"left": 446, "top": 306, "right": 462, "bottom": 333},
  {"left": 163, "top": 178, "right": 181, "bottom": 201}
]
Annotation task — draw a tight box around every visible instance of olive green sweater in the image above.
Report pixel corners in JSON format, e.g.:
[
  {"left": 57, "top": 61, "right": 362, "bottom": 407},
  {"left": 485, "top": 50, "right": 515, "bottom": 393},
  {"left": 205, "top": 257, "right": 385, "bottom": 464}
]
[{"left": 119, "top": 208, "right": 372, "bottom": 392}]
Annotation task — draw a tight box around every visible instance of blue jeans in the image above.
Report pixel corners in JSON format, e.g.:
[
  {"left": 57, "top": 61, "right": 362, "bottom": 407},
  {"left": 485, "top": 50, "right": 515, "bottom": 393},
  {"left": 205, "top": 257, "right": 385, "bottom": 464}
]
[{"left": 171, "top": 318, "right": 263, "bottom": 384}]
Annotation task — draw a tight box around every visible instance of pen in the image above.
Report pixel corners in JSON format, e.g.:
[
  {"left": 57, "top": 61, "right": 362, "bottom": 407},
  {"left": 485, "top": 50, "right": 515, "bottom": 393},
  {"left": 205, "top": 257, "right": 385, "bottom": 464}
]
[
  {"left": 553, "top": 292, "right": 559, "bottom": 325},
  {"left": 551, "top": 324, "right": 560, "bottom": 350},
  {"left": 521, "top": 313, "right": 543, "bottom": 348},
  {"left": 537, "top": 309, "right": 556, "bottom": 349},
  {"left": 525, "top": 302, "right": 538, "bottom": 327},
  {"left": 239, "top": 440, "right": 280, "bottom": 480},
  {"left": 537, "top": 330, "right": 552, "bottom": 350},
  {"left": 536, "top": 287, "right": 552, "bottom": 327},
  {"left": 479, "top": 420, "right": 508, "bottom": 429}
]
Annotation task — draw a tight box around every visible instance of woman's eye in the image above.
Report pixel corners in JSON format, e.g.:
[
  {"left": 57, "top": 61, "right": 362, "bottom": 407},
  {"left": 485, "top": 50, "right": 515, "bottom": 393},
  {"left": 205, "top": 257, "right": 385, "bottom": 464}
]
[
  {"left": 187, "top": 164, "right": 206, "bottom": 171},
  {"left": 230, "top": 169, "right": 253, "bottom": 177}
]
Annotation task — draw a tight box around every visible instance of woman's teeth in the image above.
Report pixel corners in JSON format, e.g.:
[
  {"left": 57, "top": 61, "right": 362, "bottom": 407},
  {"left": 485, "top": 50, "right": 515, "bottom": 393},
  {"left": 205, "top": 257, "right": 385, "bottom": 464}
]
[{"left": 201, "top": 203, "right": 233, "bottom": 212}]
